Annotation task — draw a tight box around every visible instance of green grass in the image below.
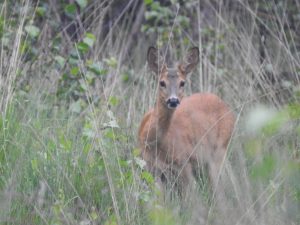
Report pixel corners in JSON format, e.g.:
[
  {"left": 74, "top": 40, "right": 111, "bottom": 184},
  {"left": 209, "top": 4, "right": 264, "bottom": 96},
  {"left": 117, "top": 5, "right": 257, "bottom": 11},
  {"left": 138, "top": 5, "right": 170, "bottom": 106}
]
[
  {"left": 0, "top": 96, "right": 137, "bottom": 224},
  {"left": 1, "top": 80, "right": 299, "bottom": 225}
]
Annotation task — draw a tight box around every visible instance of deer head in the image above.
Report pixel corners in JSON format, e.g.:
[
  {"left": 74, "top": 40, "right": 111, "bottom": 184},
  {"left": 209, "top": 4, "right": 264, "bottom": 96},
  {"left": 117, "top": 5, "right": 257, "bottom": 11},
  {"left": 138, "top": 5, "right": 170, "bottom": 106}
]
[{"left": 147, "top": 47, "right": 199, "bottom": 109}]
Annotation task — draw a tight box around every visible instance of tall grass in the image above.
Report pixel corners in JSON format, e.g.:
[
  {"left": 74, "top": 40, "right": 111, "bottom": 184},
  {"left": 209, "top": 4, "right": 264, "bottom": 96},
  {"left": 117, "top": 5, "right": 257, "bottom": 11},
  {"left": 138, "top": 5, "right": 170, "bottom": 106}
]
[{"left": 0, "top": 0, "right": 299, "bottom": 224}]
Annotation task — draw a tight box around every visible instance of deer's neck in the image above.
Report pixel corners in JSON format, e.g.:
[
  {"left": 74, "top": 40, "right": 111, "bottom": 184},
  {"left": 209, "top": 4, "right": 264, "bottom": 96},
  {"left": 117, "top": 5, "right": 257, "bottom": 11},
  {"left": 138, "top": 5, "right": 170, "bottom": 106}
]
[{"left": 149, "top": 100, "right": 174, "bottom": 144}]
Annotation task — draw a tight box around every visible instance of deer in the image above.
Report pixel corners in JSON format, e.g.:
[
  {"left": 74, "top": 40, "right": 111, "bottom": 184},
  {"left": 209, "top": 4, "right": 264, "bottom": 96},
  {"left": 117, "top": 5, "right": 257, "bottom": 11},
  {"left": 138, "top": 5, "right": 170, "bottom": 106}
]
[{"left": 138, "top": 46, "right": 235, "bottom": 202}]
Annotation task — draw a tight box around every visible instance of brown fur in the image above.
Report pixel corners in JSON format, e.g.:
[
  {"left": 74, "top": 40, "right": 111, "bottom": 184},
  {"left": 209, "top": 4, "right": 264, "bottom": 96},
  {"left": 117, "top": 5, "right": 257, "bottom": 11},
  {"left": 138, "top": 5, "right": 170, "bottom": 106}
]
[{"left": 138, "top": 47, "right": 235, "bottom": 199}]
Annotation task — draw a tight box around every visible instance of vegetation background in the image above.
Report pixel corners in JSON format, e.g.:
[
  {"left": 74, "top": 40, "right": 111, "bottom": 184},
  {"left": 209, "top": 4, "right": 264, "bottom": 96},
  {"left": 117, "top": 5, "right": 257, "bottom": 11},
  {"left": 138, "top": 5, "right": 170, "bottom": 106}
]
[{"left": 0, "top": 0, "right": 299, "bottom": 224}]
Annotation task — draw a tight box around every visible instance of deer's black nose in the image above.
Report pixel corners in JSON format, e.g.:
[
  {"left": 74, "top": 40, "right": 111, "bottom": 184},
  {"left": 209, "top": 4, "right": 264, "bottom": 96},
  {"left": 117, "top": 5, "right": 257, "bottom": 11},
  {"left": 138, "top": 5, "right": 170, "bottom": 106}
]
[{"left": 167, "top": 97, "right": 180, "bottom": 109}]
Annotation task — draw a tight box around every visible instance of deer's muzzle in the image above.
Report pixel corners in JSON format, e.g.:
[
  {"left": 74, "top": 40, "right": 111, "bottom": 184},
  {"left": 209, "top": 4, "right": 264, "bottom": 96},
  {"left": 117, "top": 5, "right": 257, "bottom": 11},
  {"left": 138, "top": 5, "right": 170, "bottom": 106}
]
[{"left": 167, "top": 97, "right": 180, "bottom": 109}]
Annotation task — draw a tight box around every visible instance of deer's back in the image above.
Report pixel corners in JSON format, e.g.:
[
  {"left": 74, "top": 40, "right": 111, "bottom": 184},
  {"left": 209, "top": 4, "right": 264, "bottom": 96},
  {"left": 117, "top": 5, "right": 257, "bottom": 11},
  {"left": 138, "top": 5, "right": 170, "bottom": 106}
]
[{"left": 172, "top": 93, "right": 234, "bottom": 148}]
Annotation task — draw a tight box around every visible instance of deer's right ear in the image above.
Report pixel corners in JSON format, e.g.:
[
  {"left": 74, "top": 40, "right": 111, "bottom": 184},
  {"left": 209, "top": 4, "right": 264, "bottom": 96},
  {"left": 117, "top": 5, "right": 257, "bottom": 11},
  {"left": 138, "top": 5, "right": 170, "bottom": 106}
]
[{"left": 147, "top": 47, "right": 164, "bottom": 74}]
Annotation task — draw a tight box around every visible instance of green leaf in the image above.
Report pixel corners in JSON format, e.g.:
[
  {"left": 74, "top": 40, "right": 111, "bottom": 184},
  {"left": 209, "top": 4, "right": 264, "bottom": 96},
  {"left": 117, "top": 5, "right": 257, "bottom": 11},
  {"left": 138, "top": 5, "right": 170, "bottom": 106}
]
[
  {"left": 104, "top": 129, "right": 116, "bottom": 140},
  {"left": 31, "top": 158, "right": 38, "bottom": 172},
  {"left": 76, "top": 42, "right": 89, "bottom": 54},
  {"left": 144, "top": 0, "right": 153, "bottom": 5},
  {"left": 141, "top": 171, "right": 154, "bottom": 184},
  {"left": 122, "top": 73, "right": 129, "bottom": 82},
  {"left": 132, "top": 148, "right": 141, "bottom": 157},
  {"left": 108, "top": 96, "right": 119, "bottom": 106},
  {"left": 36, "top": 6, "right": 46, "bottom": 17},
  {"left": 85, "top": 71, "right": 96, "bottom": 84},
  {"left": 69, "top": 57, "right": 79, "bottom": 65},
  {"left": 104, "top": 57, "right": 118, "bottom": 68},
  {"left": 83, "top": 33, "right": 96, "bottom": 47},
  {"left": 70, "top": 66, "right": 79, "bottom": 76},
  {"left": 25, "top": 25, "right": 40, "bottom": 38},
  {"left": 64, "top": 4, "right": 77, "bottom": 15},
  {"left": 145, "top": 11, "right": 159, "bottom": 20},
  {"left": 87, "top": 62, "right": 108, "bottom": 76},
  {"left": 90, "top": 211, "right": 98, "bottom": 221},
  {"left": 76, "top": 0, "right": 88, "bottom": 9},
  {"left": 54, "top": 55, "right": 66, "bottom": 68},
  {"left": 20, "top": 41, "right": 29, "bottom": 54}
]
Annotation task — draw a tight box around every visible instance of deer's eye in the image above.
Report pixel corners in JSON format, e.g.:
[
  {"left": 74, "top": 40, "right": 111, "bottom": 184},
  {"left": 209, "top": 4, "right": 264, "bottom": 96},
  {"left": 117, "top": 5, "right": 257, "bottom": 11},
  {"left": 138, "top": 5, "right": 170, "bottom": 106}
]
[
  {"left": 159, "top": 80, "right": 166, "bottom": 87},
  {"left": 179, "top": 81, "right": 185, "bottom": 87}
]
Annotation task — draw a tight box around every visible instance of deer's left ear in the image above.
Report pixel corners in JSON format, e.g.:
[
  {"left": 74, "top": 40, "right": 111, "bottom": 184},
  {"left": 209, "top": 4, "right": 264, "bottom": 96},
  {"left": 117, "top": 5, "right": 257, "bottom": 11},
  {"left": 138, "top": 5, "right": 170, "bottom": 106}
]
[{"left": 181, "top": 47, "right": 199, "bottom": 74}]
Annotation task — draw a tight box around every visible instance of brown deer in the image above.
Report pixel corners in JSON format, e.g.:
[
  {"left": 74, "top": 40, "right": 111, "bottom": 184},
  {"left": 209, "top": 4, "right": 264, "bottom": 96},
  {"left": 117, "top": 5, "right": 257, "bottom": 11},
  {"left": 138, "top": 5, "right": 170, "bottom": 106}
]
[{"left": 138, "top": 47, "right": 235, "bottom": 201}]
